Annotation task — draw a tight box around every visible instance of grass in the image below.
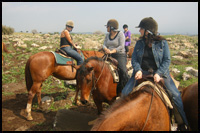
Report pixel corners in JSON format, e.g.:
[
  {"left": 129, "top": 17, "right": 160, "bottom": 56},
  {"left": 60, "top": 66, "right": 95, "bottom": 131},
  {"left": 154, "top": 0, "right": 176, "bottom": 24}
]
[{"left": 2, "top": 33, "right": 198, "bottom": 90}]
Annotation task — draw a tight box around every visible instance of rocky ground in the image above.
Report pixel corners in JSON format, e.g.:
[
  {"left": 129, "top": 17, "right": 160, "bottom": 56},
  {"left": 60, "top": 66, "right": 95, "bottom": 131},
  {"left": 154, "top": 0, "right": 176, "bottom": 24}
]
[{"left": 2, "top": 33, "right": 198, "bottom": 131}]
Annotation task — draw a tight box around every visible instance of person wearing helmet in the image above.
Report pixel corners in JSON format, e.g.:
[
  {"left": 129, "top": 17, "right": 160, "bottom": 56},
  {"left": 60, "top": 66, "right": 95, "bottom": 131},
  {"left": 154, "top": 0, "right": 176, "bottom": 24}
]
[
  {"left": 123, "top": 24, "right": 131, "bottom": 56},
  {"left": 103, "top": 19, "right": 129, "bottom": 96},
  {"left": 60, "top": 20, "right": 83, "bottom": 65},
  {"left": 121, "top": 17, "right": 188, "bottom": 131}
]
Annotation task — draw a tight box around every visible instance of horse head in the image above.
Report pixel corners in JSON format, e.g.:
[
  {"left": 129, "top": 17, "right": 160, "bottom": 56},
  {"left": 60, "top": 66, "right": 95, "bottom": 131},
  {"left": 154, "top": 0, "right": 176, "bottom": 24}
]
[{"left": 76, "top": 57, "right": 99, "bottom": 105}]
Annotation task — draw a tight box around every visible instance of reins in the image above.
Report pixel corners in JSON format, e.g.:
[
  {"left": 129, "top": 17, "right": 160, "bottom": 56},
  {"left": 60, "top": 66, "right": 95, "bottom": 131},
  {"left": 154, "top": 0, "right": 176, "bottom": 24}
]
[
  {"left": 91, "top": 54, "right": 108, "bottom": 93},
  {"left": 140, "top": 76, "right": 171, "bottom": 130}
]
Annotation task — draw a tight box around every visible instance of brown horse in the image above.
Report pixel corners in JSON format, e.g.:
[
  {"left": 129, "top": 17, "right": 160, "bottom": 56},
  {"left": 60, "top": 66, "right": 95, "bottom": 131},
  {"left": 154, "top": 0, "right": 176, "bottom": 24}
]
[
  {"left": 91, "top": 84, "right": 170, "bottom": 131},
  {"left": 127, "top": 46, "right": 134, "bottom": 58},
  {"left": 2, "top": 42, "right": 11, "bottom": 65},
  {"left": 75, "top": 56, "right": 117, "bottom": 114},
  {"left": 25, "top": 50, "right": 103, "bottom": 120},
  {"left": 181, "top": 82, "right": 198, "bottom": 131}
]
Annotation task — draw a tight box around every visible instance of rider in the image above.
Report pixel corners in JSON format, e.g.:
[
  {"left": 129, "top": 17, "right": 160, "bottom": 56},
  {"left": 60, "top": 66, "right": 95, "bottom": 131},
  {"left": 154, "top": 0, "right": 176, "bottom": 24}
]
[
  {"left": 121, "top": 17, "right": 189, "bottom": 131},
  {"left": 123, "top": 24, "right": 131, "bottom": 56},
  {"left": 60, "top": 20, "right": 83, "bottom": 65},
  {"left": 103, "top": 19, "right": 129, "bottom": 96}
]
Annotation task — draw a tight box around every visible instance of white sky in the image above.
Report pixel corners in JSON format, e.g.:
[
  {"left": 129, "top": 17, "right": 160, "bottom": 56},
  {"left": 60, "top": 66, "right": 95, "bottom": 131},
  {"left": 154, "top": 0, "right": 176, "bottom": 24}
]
[{"left": 2, "top": 2, "right": 198, "bottom": 35}]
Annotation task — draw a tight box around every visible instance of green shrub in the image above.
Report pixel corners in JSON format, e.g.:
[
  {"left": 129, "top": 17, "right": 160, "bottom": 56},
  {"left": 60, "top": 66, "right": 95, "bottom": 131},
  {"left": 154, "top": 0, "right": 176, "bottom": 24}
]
[{"left": 2, "top": 25, "right": 15, "bottom": 35}]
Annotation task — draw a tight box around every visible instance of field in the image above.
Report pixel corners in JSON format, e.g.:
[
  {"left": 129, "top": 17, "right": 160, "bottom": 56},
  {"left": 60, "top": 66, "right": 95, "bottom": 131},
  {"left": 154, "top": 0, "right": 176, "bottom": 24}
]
[{"left": 2, "top": 32, "right": 198, "bottom": 131}]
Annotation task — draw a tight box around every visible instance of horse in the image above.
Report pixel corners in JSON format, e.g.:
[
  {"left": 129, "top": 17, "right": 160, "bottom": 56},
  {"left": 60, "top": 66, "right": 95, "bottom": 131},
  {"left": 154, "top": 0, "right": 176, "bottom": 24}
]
[
  {"left": 91, "top": 82, "right": 171, "bottom": 131},
  {"left": 25, "top": 50, "right": 104, "bottom": 120},
  {"left": 127, "top": 46, "right": 134, "bottom": 58},
  {"left": 2, "top": 42, "right": 11, "bottom": 65},
  {"left": 75, "top": 56, "right": 118, "bottom": 115},
  {"left": 181, "top": 82, "right": 198, "bottom": 131}
]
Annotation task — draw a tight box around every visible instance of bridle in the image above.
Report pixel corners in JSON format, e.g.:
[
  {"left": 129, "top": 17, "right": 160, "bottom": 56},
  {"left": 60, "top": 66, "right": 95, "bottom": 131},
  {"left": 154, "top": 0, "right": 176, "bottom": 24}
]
[{"left": 89, "top": 54, "right": 108, "bottom": 98}]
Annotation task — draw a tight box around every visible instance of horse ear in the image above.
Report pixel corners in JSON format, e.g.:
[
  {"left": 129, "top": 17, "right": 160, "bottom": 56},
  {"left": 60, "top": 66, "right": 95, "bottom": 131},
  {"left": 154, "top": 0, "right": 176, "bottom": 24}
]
[{"left": 74, "top": 65, "right": 81, "bottom": 70}]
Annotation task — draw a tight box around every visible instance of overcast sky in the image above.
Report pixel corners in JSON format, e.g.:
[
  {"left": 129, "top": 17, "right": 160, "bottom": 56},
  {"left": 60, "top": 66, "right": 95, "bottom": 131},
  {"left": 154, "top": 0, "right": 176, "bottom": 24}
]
[{"left": 2, "top": 2, "right": 198, "bottom": 35}]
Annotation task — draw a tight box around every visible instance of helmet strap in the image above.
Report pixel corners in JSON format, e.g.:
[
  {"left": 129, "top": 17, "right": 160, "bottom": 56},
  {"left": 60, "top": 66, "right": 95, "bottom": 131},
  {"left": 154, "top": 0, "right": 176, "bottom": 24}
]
[{"left": 143, "top": 29, "right": 147, "bottom": 41}]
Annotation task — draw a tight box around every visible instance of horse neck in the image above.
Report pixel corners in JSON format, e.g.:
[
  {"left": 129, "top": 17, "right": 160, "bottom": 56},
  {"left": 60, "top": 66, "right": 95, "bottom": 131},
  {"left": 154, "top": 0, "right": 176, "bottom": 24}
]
[{"left": 91, "top": 60, "right": 111, "bottom": 77}]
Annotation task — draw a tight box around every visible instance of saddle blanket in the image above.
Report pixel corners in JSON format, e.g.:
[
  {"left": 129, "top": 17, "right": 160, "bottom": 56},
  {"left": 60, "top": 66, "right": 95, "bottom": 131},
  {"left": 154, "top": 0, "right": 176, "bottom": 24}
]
[
  {"left": 105, "top": 61, "right": 119, "bottom": 83},
  {"left": 51, "top": 51, "right": 73, "bottom": 65}
]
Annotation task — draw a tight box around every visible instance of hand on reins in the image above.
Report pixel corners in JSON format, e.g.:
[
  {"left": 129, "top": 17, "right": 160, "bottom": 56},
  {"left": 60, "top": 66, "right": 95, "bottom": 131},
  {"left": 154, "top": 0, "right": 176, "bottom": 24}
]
[
  {"left": 135, "top": 70, "right": 142, "bottom": 80},
  {"left": 154, "top": 73, "right": 161, "bottom": 83}
]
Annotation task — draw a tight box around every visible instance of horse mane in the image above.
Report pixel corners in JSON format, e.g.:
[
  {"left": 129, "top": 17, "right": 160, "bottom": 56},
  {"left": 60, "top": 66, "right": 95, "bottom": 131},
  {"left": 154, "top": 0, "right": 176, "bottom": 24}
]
[
  {"left": 92, "top": 86, "right": 154, "bottom": 130},
  {"left": 76, "top": 56, "right": 104, "bottom": 76}
]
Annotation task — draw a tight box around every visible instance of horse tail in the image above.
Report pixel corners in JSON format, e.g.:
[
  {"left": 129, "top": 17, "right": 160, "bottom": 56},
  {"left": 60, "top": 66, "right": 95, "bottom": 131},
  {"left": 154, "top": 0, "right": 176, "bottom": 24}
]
[{"left": 25, "top": 58, "right": 33, "bottom": 92}]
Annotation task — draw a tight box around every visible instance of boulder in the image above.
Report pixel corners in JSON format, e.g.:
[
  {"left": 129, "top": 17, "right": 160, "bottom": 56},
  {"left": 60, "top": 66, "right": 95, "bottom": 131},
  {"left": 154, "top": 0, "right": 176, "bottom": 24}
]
[
  {"left": 185, "top": 67, "right": 198, "bottom": 77},
  {"left": 182, "top": 72, "right": 191, "bottom": 81},
  {"left": 177, "top": 51, "right": 193, "bottom": 58},
  {"left": 172, "top": 55, "right": 183, "bottom": 60}
]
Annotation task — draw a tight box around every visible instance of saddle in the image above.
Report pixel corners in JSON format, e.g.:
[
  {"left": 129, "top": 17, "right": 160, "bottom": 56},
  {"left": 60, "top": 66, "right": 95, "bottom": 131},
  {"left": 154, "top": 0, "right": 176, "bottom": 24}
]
[
  {"left": 55, "top": 48, "right": 71, "bottom": 58},
  {"left": 102, "top": 55, "right": 119, "bottom": 83},
  {"left": 132, "top": 75, "right": 173, "bottom": 109}
]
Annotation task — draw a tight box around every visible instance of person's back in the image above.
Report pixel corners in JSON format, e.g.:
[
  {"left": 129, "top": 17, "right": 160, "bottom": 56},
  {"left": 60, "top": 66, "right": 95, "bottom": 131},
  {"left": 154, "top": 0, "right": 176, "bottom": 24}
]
[{"left": 60, "top": 20, "right": 83, "bottom": 65}]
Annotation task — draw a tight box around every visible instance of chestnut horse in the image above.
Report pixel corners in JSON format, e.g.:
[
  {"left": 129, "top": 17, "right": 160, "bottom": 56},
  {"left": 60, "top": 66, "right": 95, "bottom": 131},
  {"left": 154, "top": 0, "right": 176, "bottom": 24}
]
[
  {"left": 181, "top": 82, "right": 198, "bottom": 131},
  {"left": 25, "top": 50, "right": 103, "bottom": 120},
  {"left": 75, "top": 56, "right": 118, "bottom": 114},
  {"left": 91, "top": 84, "right": 170, "bottom": 131},
  {"left": 127, "top": 46, "right": 134, "bottom": 58}
]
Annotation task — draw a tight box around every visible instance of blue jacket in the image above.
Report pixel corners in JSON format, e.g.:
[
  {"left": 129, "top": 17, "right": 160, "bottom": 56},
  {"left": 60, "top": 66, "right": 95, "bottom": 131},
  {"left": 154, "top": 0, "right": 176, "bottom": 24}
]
[{"left": 132, "top": 39, "right": 171, "bottom": 78}]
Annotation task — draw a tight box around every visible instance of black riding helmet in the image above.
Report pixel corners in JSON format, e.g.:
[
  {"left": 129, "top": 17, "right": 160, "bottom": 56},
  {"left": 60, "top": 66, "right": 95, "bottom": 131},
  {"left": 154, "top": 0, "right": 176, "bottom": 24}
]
[
  {"left": 136, "top": 17, "right": 158, "bottom": 35},
  {"left": 123, "top": 24, "right": 128, "bottom": 29}
]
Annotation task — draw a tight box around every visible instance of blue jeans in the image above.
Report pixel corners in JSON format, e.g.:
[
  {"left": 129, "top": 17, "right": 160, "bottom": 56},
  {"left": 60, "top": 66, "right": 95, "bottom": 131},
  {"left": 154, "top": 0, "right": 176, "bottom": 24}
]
[
  {"left": 121, "top": 71, "right": 188, "bottom": 126},
  {"left": 61, "top": 47, "right": 84, "bottom": 65}
]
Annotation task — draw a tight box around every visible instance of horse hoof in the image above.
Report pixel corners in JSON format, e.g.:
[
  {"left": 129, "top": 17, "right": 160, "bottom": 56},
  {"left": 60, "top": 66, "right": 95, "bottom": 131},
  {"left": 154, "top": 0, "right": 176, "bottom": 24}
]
[{"left": 27, "top": 116, "right": 33, "bottom": 121}]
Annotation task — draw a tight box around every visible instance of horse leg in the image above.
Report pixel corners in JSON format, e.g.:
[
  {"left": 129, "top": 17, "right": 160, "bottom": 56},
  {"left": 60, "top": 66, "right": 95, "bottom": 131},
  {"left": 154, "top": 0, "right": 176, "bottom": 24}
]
[
  {"left": 26, "top": 82, "right": 42, "bottom": 120},
  {"left": 37, "top": 84, "right": 43, "bottom": 109},
  {"left": 74, "top": 87, "right": 79, "bottom": 105}
]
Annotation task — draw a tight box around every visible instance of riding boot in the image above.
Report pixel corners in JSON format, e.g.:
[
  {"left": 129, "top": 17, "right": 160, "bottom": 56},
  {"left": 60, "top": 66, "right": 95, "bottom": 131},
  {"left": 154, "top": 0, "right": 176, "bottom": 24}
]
[{"left": 165, "top": 89, "right": 189, "bottom": 131}]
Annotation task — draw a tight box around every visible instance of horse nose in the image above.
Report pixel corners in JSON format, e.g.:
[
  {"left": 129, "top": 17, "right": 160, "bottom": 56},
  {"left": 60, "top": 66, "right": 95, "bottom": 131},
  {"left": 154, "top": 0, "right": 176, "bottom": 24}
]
[{"left": 81, "top": 100, "right": 88, "bottom": 105}]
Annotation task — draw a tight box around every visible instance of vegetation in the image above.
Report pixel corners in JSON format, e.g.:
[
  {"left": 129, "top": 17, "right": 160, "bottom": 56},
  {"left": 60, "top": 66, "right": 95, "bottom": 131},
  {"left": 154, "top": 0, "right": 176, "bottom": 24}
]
[{"left": 2, "top": 25, "right": 15, "bottom": 35}]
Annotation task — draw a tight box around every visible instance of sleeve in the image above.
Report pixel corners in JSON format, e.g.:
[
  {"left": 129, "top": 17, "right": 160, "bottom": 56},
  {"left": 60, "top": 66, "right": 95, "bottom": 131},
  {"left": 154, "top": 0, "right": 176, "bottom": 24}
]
[
  {"left": 131, "top": 41, "right": 142, "bottom": 73},
  {"left": 103, "top": 34, "right": 108, "bottom": 49},
  {"left": 115, "top": 31, "right": 125, "bottom": 53},
  {"left": 155, "top": 40, "right": 171, "bottom": 76}
]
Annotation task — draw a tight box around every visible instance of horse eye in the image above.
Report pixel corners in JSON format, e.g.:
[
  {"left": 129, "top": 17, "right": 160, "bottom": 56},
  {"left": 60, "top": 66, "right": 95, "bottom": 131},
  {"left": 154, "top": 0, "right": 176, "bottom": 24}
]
[{"left": 87, "top": 79, "right": 91, "bottom": 83}]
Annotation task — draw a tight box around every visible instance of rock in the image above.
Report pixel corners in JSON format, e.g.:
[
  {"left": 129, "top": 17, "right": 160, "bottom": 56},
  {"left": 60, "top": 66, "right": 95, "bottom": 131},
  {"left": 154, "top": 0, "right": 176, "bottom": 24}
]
[
  {"left": 38, "top": 46, "right": 48, "bottom": 50},
  {"left": 177, "top": 51, "right": 193, "bottom": 58},
  {"left": 182, "top": 72, "right": 191, "bottom": 81},
  {"left": 31, "top": 43, "right": 39, "bottom": 47},
  {"left": 185, "top": 67, "right": 198, "bottom": 77},
  {"left": 171, "top": 68, "right": 180, "bottom": 74},
  {"left": 40, "top": 96, "right": 54, "bottom": 113},
  {"left": 172, "top": 56, "right": 183, "bottom": 60},
  {"left": 19, "top": 44, "right": 27, "bottom": 48},
  {"left": 53, "top": 109, "right": 97, "bottom": 131},
  {"left": 15, "top": 126, "right": 29, "bottom": 131},
  {"left": 64, "top": 80, "right": 76, "bottom": 86}
]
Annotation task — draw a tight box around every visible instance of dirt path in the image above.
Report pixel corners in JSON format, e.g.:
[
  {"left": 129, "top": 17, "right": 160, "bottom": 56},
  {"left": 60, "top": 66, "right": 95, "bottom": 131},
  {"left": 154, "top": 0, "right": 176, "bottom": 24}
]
[{"left": 2, "top": 82, "right": 98, "bottom": 131}]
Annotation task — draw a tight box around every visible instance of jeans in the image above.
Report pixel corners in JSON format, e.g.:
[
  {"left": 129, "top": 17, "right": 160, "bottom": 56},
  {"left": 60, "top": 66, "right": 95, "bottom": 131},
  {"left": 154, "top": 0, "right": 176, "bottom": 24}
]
[
  {"left": 121, "top": 71, "right": 188, "bottom": 126},
  {"left": 111, "top": 53, "right": 129, "bottom": 94},
  {"left": 61, "top": 46, "right": 84, "bottom": 65}
]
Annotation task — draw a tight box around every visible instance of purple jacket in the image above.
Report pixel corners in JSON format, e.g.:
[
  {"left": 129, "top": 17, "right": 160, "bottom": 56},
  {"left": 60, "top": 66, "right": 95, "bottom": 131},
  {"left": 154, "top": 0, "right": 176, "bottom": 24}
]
[{"left": 124, "top": 30, "right": 131, "bottom": 46}]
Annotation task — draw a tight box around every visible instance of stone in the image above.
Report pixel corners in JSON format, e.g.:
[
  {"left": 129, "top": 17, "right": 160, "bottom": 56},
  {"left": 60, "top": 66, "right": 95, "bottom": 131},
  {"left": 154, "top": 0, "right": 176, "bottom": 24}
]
[
  {"left": 182, "top": 72, "right": 191, "bottom": 81},
  {"left": 171, "top": 68, "right": 180, "bottom": 74},
  {"left": 31, "top": 43, "right": 39, "bottom": 47},
  {"left": 172, "top": 56, "right": 183, "bottom": 60},
  {"left": 185, "top": 67, "right": 198, "bottom": 77},
  {"left": 38, "top": 46, "right": 48, "bottom": 50},
  {"left": 177, "top": 51, "right": 193, "bottom": 58},
  {"left": 53, "top": 109, "right": 97, "bottom": 131},
  {"left": 40, "top": 96, "right": 54, "bottom": 113}
]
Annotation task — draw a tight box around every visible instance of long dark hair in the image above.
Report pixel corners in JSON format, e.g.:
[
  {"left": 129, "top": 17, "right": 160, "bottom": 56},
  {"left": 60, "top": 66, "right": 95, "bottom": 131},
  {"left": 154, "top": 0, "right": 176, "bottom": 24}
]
[{"left": 140, "top": 32, "right": 166, "bottom": 47}]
